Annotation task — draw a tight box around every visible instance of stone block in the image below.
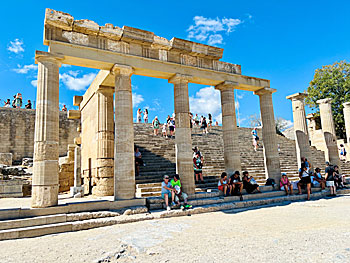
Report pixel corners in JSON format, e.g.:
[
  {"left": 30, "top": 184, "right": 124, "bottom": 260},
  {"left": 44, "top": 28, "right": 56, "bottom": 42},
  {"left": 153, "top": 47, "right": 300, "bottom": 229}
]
[
  {"left": 99, "top": 24, "right": 123, "bottom": 41},
  {"left": 73, "top": 96, "right": 83, "bottom": 106},
  {"left": 121, "top": 26, "right": 154, "bottom": 44},
  {"left": 0, "top": 153, "right": 12, "bottom": 166},
  {"left": 45, "top": 8, "right": 74, "bottom": 31},
  {"left": 68, "top": 110, "right": 81, "bottom": 119},
  {"left": 170, "top": 38, "right": 193, "bottom": 52},
  {"left": 73, "top": 19, "right": 99, "bottom": 36}
]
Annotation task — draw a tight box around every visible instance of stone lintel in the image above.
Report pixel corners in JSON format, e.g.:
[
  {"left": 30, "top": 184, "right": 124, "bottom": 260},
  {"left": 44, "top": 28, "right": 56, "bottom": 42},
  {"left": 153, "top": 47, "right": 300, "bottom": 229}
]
[
  {"left": 35, "top": 50, "right": 64, "bottom": 65},
  {"left": 168, "top": 74, "right": 192, "bottom": 84},
  {"left": 110, "top": 64, "right": 133, "bottom": 76},
  {"left": 67, "top": 110, "right": 81, "bottom": 120},
  {"left": 73, "top": 96, "right": 83, "bottom": 106},
  {"left": 317, "top": 98, "right": 332, "bottom": 104},
  {"left": 286, "top": 92, "right": 308, "bottom": 101},
  {"left": 343, "top": 102, "right": 350, "bottom": 108},
  {"left": 215, "top": 81, "right": 239, "bottom": 91},
  {"left": 254, "top": 87, "right": 276, "bottom": 96}
]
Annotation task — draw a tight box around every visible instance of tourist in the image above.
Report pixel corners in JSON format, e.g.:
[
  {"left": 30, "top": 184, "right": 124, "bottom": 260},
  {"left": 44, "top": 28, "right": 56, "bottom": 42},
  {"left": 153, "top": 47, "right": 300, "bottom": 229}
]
[
  {"left": 334, "top": 165, "right": 345, "bottom": 189},
  {"left": 325, "top": 162, "right": 336, "bottom": 196},
  {"left": 143, "top": 109, "right": 148, "bottom": 123},
  {"left": 14, "top": 93, "right": 22, "bottom": 108},
  {"left": 194, "top": 114, "right": 199, "bottom": 126},
  {"left": 161, "top": 123, "right": 167, "bottom": 137},
  {"left": 218, "top": 172, "right": 231, "bottom": 196},
  {"left": 11, "top": 95, "right": 16, "bottom": 108},
  {"left": 168, "top": 117, "right": 175, "bottom": 138},
  {"left": 339, "top": 144, "right": 347, "bottom": 161},
  {"left": 229, "top": 171, "right": 243, "bottom": 198},
  {"left": 166, "top": 115, "right": 171, "bottom": 124},
  {"left": 134, "top": 147, "right": 144, "bottom": 176},
  {"left": 242, "top": 171, "right": 261, "bottom": 194},
  {"left": 25, "top": 100, "right": 32, "bottom": 109},
  {"left": 200, "top": 115, "right": 203, "bottom": 126},
  {"left": 62, "top": 105, "right": 67, "bottom": 111},
  {"left": 297, "top": 163, "right": 311, "bottom": 200},
  {"left": 4, "top": 99, "right": 10, "bottom": 108},
  {"left": 251, "top": 127, "right": 259, "bottom": 151},
  {"left": 311, "top": 167, "right": 326, "bottom": 190},
  {"left": 161, "top": 175, "right": 176, "bottom": 211},
  {"left": 192, "top": 146, "right": 202, "bottom": 159},
  {"left": 215, "top": 121, "right": 219, "bottom": 126},
  {"left": 193, "top": 152, "right": 204, "bottom": 183},
  {"left": 280, "top": 173, "right": 293, "bottom": 195},
  {"left": 137, "top": 108, "right": 142, "bottom": 123},
  {"left": 170, "top": 174, "right": 192, "bottom": 209},
  {"left": 189, "top": 113, "right": 193, "bottom": 130},
  {"left": 208, "top": 113, "right": 212, "bottom": 128},
  {"left": 201, "top": 117, "right": 208, "bottom": 134},
  {"left": 301, "top": 157, "right": 311, "bottom": 173},
  {"left": 152, "top": 116, "right": 160, "bottom": 136}
]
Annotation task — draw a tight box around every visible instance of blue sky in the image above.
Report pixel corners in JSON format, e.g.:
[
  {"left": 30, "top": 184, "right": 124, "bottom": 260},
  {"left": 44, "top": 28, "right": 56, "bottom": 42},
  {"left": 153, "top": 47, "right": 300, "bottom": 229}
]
[{"left": 1, "top": 0, "right": 349, "bottom": 126}]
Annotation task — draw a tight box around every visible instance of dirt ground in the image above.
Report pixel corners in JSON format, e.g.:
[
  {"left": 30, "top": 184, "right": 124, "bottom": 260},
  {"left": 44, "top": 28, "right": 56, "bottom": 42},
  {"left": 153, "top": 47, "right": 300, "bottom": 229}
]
[{"left": 0, "top": 195, "right": 350, "bottom": 263}]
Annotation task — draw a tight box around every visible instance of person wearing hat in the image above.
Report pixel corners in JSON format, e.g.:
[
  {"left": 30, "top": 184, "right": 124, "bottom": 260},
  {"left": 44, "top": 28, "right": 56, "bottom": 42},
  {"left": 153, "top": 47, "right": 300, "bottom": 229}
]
[
  {"left": 280, "top": 173, "right": 293, "bottom": 195},
  {"left": 161, "top": 174, "right": 176, "bottom": 211},
  {"left": 229, "top": 171, "right": 243, "bottom": 198},
  {"left": 152, "top": 116, "right": 160, "bottom": 136}
]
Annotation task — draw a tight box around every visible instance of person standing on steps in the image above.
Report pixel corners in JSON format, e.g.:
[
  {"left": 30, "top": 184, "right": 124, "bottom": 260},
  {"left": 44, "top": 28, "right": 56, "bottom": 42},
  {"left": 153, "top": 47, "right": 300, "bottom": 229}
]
[
  {"left": 297, "top": 163, "right": 311, "bottom": 200},
  {"left": 339, "top": 144, "right": 347, "bottom": 162},
  {"left": 137, "top": 108, "right": 142, "bottom": 123},
  {"left": 208, "top": 113, "right": 212, "bottom": 129},
  {"left": 161, "top": 123, "right": 167, "bottom": 138},
  {"left": 325, "top": 162, "right": 336, "bottom": 196},
  {"left": 161, "top": 175, "right": 176, "bottom": 211},
  {"left": 134, "top": 147, "right": 144, "bottom": 176},
  {"left": 143, "top": 109, "right": 148, "bottom": 123},
  {"left": 152, "top": 116, "right": 160, "bottom": 136},
  {"left": 251, "top": 127, "right": 259, "bottom": 151},
  {"left": 201, "top": 117, "right": 208, "bottom": 134},
  {"left": 189, "top": 112, "right": 193, "bottom": 131},
  {"left": 193, "top": 152, "right": 204, "bottom": 184},
  {"left": 168, "top": 117, "right": 175, "bottom": 138},
  {"left": 194, "top": 114, "right": 199, "bottom": 126}
]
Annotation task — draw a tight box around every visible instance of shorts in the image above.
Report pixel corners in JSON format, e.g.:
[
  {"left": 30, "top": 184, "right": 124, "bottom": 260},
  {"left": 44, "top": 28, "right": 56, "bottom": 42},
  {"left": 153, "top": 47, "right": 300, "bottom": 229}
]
[
  {"left": 280, "top": 184, "right": 290, "bottom": 190},
  {"left": 300, "top": 176, "right": 311, "bottom": 185},
  {"left": 169, "top": 126, "right": 175, "bottom": 132},
  {"left": 175, "top": 192, "right": 188, "bottom": 202},
  {"left": 194, "top": 170, "right": 202, "bottom": 174},
  {"left": 326, "top": 181, "right": 335, "bottom": 187},
  {"left": 161, "top": 190, "right": 171, "bottom": 199},
  {"left": 312, "top": 181, "right": 320, "bottom": 187},
  {"left": 218, "top": 185, "right": 224, "bottom": 191}
]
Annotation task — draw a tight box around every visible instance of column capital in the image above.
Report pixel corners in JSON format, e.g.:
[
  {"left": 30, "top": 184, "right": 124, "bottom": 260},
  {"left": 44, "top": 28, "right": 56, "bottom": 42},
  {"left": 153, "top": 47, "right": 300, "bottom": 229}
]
[
  {"left": 254, "top": 87, "right": 276, "bottom": 96},
  {"left": 317, "top": 98, "right": 332, "bottom": 105},
  {"left": 343, "top": 102, "right": 350, "bottom": 108},
  {"left": 35, "top": 51, "right": 64, "bottom": 66},
  {"left": 168, "top": 74, "right": 192, "bottom": 84},
  {"left": 110, "top": 64, "right": 133, "bottom": 76},
  {"left": 286, "top": 92, "right": 308, "bottom": 101},
  {"left": 96, "top": 85, "right": 115, "bottom": 95},
  {"left": 306, "top": 113, "right": 316, "bottom": 120},
  {"left": 215, "top": 81, "right": 239, "bottom": 91}
]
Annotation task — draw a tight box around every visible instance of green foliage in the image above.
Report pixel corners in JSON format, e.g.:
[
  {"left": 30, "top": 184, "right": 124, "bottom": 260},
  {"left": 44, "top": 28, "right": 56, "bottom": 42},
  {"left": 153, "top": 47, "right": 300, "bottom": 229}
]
[{"left": 305, "top": 61, "right": 350, "bottom": 139}]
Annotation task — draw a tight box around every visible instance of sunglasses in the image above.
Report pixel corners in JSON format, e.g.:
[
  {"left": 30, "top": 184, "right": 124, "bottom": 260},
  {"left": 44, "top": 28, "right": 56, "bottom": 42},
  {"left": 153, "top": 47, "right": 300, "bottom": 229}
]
[{"left": 164, "top": 177, "right": 169, "bottom": 180}]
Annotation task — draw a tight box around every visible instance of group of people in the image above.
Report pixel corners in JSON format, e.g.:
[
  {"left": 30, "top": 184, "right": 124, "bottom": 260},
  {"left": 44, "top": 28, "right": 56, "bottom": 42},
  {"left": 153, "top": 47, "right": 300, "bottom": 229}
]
[
  {"left": 3, "top": 93, "right": 32, "bottom": 109},
  {"left": 137, "top": 108, "right": 149, "bottom": 123},
  {"left": 190, "top": 113, "right": 214, "bottom": 134}
]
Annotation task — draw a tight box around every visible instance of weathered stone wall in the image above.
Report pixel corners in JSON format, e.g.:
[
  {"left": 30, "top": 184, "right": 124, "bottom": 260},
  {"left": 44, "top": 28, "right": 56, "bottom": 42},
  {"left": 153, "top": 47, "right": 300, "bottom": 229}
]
[{"left": 0, "top": 108, "right": 80, "bottom": 162}]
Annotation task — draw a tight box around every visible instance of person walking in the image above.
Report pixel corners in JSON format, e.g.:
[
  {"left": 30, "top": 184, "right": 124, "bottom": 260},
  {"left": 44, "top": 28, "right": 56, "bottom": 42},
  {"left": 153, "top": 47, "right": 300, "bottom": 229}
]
[
  {"left": 339, "top": 144, "right": 347, "bottom": 162},
  {"left": 251, "top": 127, "right": 259, "bottom": 151},
  {"left": 143, "top": 109, "right": 148, "bottom": 123},
  {"left": 201, "top": 117, "right": 208, "bottom": 134},
  {"left": 208, "top": 113, "right": 212, "bottom": 129},
  {"left": 152, "top": 116, "right": 160, "bottom": 136},
  {"left": 168, "top": 117, "right": 175, "bottom": 138},
  {"left": 137, "top": 108, "right": 142, "bottom": 123},
  {"left": 15, "top": 94, "right": 22, "bottom": 108}
]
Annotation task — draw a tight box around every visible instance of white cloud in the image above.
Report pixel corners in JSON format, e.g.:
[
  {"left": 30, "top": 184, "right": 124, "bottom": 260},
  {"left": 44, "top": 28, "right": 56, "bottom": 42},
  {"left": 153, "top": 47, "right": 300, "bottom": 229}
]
[
  {"left": 189, "top": 86, "right": 222, "bottom": 124},
  {"left": 31, "top": 79, "right": 38, "bottom": 87},
  {"left": 132, "top": 93, "right": 144, "bottom": 108},
  {"left": 8, "top": 39, "right": 24, "bottom": 54},
  {"left": 60, "top": 71, "right": 96, "bottom": 91},
  {"left": 13, "top": 64, "right": 37, "bottom": 74},
  {"left": 187, "top": 16, "right": 242, "bottom": 46}
]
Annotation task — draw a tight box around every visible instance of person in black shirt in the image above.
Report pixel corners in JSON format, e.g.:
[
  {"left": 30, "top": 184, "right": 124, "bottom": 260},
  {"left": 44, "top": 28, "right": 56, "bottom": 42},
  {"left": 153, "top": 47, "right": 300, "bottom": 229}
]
[
  {"left": 229, "top": 171, "right": 243, "bottom": 197},
  {"left": 325, "top": 162, "right": 336, "bottom": 196},
  {"left": 25, "top": 100, "right": 32, "bottom": 109}
]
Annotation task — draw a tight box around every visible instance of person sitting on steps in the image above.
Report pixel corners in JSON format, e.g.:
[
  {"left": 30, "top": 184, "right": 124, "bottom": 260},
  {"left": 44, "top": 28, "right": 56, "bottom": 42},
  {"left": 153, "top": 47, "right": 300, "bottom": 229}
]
[
  {"left": 280, "top": 173, "right": 293, "bottom": 195},
  {"left": 311, "top": 167, "right": 326, "bottom": 190},
  {"left": 229, "top": 171, "right": 243, "bottom": 200},
  {"left": 218, "top": 172, "right": 231, "bottom": 196},
  {"left": 170, "top": 174, "right": 192, "bottom": 209},
  {"left": 134, "top": 147, "right": 144, "bottom": 176},
  {"left": 242, "top": 171, "right": 261, "bottom": 194},
  {"left": 297, "top": 163, "right": 311, "bottom": 200},
  {"left": 161, "top": 175, "right": 176, "bottom": 211}
]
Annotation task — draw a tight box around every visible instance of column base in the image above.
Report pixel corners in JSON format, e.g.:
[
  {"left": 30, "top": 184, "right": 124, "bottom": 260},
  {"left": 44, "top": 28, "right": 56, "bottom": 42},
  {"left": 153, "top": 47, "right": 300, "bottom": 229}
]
[{"left": 31, "top": 185, "right": 59, "bottom": 208}]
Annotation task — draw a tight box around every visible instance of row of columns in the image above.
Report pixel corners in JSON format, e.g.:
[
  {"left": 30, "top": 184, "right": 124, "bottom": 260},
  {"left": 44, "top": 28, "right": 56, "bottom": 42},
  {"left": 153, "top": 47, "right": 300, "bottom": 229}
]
[
  {"left": 287, "top": 94, "right": 342, "bottom": 168},
  {"left": 32, "top": 51, "right": 281, "bottom": 207}
]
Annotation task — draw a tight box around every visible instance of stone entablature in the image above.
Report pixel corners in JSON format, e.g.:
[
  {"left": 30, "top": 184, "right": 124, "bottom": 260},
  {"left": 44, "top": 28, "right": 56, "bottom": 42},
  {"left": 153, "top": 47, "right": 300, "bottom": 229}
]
[{"left": 44, "top": 9, "right": 241, "bottom": 75}]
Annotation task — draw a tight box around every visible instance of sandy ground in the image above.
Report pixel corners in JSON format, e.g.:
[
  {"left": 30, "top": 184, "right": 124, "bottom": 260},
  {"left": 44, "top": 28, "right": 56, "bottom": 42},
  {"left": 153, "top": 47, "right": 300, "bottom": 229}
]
[{"left": 0, "top": 195, "right": 350, "bottom": 263}]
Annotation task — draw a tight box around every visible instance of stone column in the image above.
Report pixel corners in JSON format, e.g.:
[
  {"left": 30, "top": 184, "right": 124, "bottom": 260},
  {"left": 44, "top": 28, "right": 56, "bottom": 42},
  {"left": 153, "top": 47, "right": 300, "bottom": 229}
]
[
  {"left": 254, "top": 88, "right": 281, "bottom": 182},
  {"left": 317, "top": 98, "right": 340, "bottom": 166},
  {"left": 70, "top": 145, "right": 84, "bottom": 197},
  {"left": 343, "top": 102, "right": 350, "bottom": 144},
  {"left": 32, "top": 51, "right": 63, "bottom": 208},
  {"left": 112, "top": 64, "right": 135, "bottom": 200},
  {"left": 215, "top": 81, "right": 241, "bottom": 174},
  {"left": 286, "top": 93, "right": 310, "bottom": 168},
  {"left": 94, "top": 86, "right": 115, "bottom": 196},
  {"left": 169, "top": 74, "right": 195, "bottom": 195}
]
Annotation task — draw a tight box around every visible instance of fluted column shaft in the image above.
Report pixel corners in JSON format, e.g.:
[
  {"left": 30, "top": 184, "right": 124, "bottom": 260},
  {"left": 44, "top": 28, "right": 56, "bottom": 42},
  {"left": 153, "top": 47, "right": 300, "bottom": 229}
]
[
  {"left": 112, "top": 65, "right": 135, "bottom": 200},
  {"left": 343, "top": 102, "right": 350, "bottom": 144},
  {"left": 94, "top": 87, "right": 114, "bottom": 196},
  {"left": 216, "top": 81, "right": 241, "bottom": 174},
  {"left": 317, "top": 98, "right": 340, "bottom": 167},
  {"left": 32, "top": 52, "right": 62, "bottom": 208},
  {"left": 74, "top": 145, "right": 81, "bottom": 188},
  {"left": 254, "top": 88, "right": 281, "bottom": 181},
  {"left": 287, "top": 93, "right": 310, "bottom": 168},
  {"left": 169, "top": 74, "right": 195, "bottom": 195}
]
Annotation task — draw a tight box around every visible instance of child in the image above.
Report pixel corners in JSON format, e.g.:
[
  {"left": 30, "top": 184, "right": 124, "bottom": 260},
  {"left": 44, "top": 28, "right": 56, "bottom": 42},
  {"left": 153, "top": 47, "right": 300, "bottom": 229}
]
[
  {"left": 280, "top": 173, "right": 293, "bottom": 195},
  {"left": 218, "top": 172, "right": 231, "bottom": 196},
  {"left": 170, "top": 174, "right": 192, "bottom": 209},
  {"left": 162, "top": 123, "right": 167, "bottom": 137}
]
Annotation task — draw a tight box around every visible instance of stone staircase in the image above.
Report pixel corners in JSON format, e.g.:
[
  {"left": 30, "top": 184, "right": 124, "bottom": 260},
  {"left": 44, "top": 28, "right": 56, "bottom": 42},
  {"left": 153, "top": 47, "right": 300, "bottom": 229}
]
[{"left": 134, "top": 124, "right": 350, "bottom": 197}]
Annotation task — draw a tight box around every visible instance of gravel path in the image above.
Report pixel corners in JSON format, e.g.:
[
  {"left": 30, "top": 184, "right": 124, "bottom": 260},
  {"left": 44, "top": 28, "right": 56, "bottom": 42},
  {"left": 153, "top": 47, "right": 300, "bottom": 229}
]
[{"left": 0, "top": 195, "right": 350, "bottom": 263}]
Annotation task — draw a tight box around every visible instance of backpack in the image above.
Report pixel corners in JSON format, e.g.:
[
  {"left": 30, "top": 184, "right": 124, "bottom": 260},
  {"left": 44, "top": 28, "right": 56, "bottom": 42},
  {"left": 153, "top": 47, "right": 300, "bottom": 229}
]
[{"left": 265, "top": 178, "right": 276, "bottom": 187}]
